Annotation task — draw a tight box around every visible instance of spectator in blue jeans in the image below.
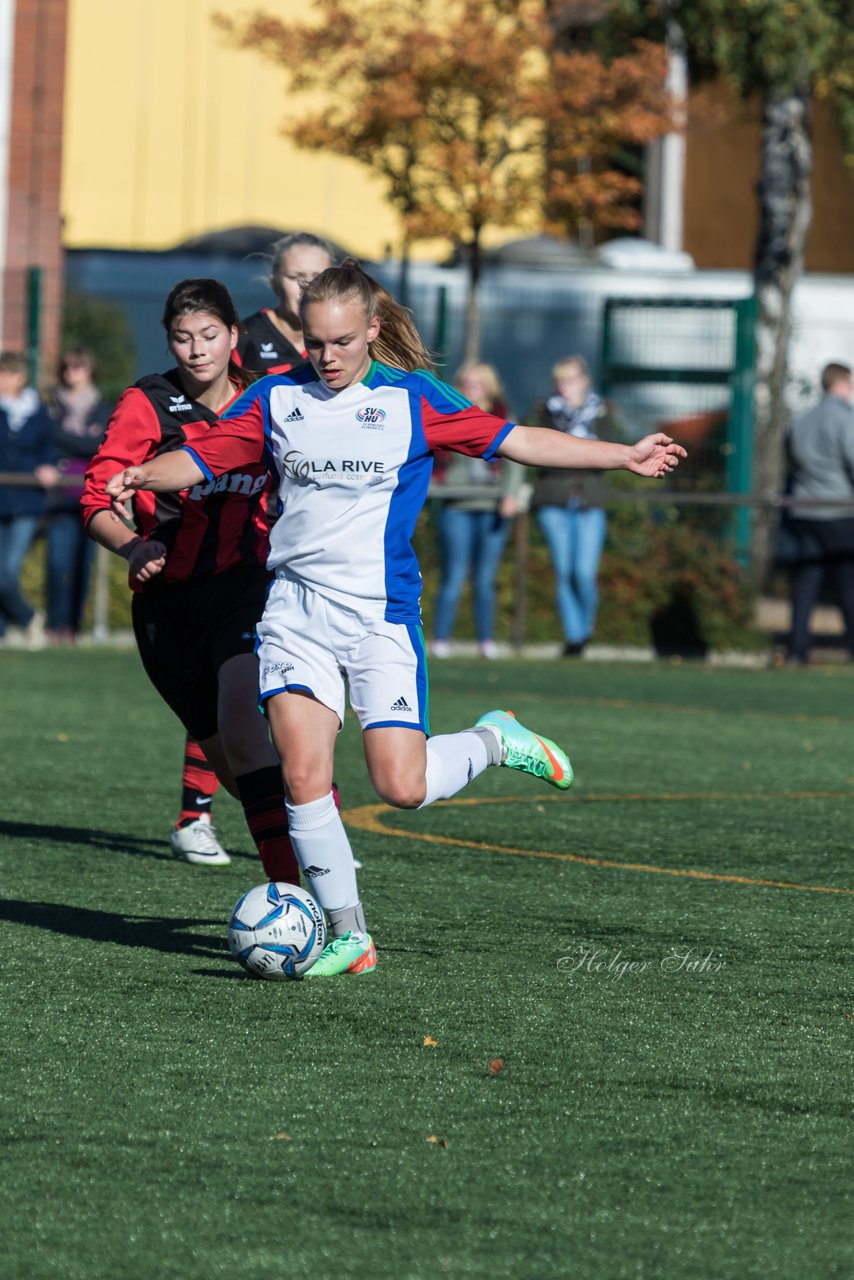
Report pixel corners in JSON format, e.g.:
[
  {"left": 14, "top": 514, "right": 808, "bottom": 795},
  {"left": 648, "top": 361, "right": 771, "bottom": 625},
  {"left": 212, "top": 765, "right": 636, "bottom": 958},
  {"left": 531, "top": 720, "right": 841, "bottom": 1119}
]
[
  {"left": 46, "top": 348, "right": 111, "bottom": 643},
  {"left": 530, "top": 356, "right": 610, "bottom": 657},
  {"left": 431, "top": 362, "right": 525, "bottom": 658},
  {"left": 0, "top": 351, "right": 58, "bottom": 647}
]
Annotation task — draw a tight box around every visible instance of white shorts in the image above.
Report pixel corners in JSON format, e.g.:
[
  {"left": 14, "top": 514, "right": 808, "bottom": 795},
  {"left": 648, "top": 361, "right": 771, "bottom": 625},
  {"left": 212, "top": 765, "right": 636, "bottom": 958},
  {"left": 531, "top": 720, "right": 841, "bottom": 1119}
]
[{"left": 256, "top": 576, "right": 430, "bottom": 733}]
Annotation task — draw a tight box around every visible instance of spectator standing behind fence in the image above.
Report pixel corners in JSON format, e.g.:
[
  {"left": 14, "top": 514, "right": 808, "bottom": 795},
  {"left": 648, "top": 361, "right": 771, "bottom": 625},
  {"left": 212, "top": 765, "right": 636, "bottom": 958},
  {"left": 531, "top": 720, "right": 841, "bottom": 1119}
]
[
  {"left": 529, "top": 356, "right": 610, "bottom": 657},
  {"left": 0, "top": 351, "right": 58, "bottom": 648},
  {"left": 45, "top": 348, "right": 111, "bottom": 644},
  {"left": 430, "top": 361, "right": 525, "bottom": 659},
  {"left": 785, "top": 361, "right": 854, "bottom": 665}
]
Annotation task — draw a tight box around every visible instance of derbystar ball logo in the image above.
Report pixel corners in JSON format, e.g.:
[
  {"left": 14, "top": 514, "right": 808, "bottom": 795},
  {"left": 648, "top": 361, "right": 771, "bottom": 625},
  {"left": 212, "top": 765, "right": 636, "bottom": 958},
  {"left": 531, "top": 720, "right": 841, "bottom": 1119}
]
[
  {"left": 356, "top": 406, "right": 386, "bottom": 427},
  {"left": 281, "top": 449, "right": 384, "bottom": 482}
]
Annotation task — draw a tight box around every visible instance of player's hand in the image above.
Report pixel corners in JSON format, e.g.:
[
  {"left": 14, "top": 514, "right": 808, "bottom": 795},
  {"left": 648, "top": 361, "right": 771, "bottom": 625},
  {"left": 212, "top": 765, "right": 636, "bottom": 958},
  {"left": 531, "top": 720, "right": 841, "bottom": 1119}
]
[
  {"left": 125, "top": 537, "right": 167, "bottom": 585},
  {"left": 106, "top": 466, "right": 147, "bottom": 503},
  {"left": 626, "top": 434, "right": 687, "bottom": 478}
]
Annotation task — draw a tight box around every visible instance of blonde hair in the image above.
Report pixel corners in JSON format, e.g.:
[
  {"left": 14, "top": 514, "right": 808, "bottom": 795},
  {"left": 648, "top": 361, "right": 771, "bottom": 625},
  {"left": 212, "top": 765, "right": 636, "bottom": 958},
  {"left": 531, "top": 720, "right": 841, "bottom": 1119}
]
[
  {"left": 300, "top": 260, "right": 434, "bottom": 373},
  {"left": 454, "top": 360, "right": 506, "bottom": 413},
  {"left": 270, "top": 232, "right": 335, "bottom": 277},
  {"left": 552, "top": 355, "right": 590, "bottom": 383}
]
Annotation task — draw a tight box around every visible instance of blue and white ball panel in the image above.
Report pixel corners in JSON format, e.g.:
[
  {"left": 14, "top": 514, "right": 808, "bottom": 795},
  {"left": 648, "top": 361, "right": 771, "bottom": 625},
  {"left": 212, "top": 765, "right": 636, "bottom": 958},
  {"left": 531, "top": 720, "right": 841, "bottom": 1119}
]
[{"left": 227, "top": 881, "right": 326, "bottom": 980}]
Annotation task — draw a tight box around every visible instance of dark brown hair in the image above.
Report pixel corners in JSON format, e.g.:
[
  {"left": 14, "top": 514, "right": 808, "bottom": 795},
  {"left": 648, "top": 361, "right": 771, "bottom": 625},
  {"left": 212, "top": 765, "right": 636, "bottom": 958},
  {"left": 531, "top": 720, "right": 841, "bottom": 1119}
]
[
  {"left": 821, "top": 362, "right": 853, "bottom": 393},
  {"left": 161, "top": 279, "right": 253, "bottom": 390}
]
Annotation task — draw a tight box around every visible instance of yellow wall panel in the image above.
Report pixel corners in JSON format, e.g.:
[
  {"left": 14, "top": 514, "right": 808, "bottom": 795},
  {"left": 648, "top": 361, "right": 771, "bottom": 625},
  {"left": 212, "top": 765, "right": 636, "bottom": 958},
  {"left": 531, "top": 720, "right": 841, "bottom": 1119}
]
[{"left": 61, "top": 0, "right": 401, "bottom": 257}]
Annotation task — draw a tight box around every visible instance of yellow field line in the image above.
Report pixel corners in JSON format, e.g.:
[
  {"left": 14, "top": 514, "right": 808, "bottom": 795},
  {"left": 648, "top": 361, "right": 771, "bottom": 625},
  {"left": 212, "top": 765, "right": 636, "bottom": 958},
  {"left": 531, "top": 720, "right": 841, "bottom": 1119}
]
[{"left": 343, "top": 793, "right": 854, "bottom": 896}]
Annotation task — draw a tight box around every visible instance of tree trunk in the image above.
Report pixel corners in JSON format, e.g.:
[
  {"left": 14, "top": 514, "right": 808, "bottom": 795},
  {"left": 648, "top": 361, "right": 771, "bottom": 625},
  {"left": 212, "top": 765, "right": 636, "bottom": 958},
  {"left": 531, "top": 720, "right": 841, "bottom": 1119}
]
[
  {"left": 751, "top": 88, "right": 813, "bottom": 583},
  {"left": 464, "top": 226, "right": 483, "bottom": 361},
  {"left": 398, "top": 234, "right": 411, "bottom": 309}
]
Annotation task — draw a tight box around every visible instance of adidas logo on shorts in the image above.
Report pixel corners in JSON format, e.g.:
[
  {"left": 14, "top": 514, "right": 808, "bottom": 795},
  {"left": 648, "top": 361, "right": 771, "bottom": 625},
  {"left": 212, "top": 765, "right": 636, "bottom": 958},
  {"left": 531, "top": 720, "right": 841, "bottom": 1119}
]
[
  {"left": 390, "top": 696, "right": 411, "bottom": 712},
  {"left": 284, "top": 406, "right": 305, "bottom": 422}
]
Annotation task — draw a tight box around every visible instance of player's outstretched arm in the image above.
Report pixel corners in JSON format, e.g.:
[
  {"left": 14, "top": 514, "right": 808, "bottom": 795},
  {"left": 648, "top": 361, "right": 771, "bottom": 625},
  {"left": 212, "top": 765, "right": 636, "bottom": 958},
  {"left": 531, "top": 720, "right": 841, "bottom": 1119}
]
[
  {"left": 105, "top": 451, "right": 206, "bottom": 505},
  {"left": 498, "top": 426, "right": 687, "bottom": 479}
]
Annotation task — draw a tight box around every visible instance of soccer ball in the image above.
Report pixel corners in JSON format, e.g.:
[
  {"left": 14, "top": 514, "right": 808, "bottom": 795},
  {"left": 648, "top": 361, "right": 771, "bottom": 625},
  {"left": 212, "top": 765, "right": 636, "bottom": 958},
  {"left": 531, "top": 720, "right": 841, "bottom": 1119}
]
[{"left": 227, "top": 882, "right": 326, "bottom": 980}]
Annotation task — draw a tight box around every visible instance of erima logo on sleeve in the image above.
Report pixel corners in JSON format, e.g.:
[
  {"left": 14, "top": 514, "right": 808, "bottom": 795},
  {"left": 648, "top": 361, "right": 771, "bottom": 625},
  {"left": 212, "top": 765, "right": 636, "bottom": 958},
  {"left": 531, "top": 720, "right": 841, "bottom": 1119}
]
[{"left": 169, "top": 395, "right": 193, "bottom": 413}]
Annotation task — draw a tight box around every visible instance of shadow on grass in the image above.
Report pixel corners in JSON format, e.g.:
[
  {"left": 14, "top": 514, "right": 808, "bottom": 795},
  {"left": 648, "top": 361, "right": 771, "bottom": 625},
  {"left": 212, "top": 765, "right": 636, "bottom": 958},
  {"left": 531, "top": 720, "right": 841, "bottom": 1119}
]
[
  {"left": 0, "top": 897, "right": 229, "bottom": 962},
  {"left": 0, "top": 818, "right": 256, "bottom": 863}
]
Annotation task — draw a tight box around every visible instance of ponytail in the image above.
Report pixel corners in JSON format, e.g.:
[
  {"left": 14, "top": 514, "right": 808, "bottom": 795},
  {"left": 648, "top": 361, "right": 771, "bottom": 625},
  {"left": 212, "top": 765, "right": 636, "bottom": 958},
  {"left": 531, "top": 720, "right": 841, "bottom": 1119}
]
[{"left": 300, "top": 260, "right": 435, "bottom": 374}]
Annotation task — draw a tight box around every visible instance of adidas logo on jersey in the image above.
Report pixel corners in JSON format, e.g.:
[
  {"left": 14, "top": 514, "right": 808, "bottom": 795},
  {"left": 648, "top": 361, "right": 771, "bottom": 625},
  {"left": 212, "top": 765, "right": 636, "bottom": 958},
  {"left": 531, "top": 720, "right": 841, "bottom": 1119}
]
[
  {"left": 168, "top": 394, "right": 193, "bottom": 413},
  {"left": 284, "top": 406, "right": 305, "bottom": 422},
  {"left": 390, "top": 696, "right": 411, "bottom": 712},
  {"left": 260, "top": 342, "right": 278, "bottom": 360}
]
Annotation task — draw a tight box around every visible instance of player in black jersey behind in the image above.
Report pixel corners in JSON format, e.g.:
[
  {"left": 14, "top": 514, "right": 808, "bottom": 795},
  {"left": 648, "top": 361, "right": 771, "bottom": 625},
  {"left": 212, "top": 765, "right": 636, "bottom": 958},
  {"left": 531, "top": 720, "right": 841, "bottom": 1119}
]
[
  {"left": 82, "top": 279, "right": 300, "bottom": 880},
  {"left": 237, "top": 232, "right": 334, "bottom": 376}
]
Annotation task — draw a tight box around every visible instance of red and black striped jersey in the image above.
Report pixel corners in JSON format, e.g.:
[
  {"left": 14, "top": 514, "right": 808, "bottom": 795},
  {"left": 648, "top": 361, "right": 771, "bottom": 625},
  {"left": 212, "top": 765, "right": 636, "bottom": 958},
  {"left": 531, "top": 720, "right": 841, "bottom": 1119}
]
[
  {"left": 236, "top": 310, "right": 308, "bottom": 376},
  {"left": 81, "top": 370, "right": 271, "bottom": 586}
]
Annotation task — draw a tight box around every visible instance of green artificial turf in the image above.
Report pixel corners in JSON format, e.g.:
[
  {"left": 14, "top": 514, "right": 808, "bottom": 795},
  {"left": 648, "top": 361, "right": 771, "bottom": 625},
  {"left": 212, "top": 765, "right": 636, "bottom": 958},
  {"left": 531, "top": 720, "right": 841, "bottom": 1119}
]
[{"left": 0, "top": 650, "right": 851, "bottom": 1280}]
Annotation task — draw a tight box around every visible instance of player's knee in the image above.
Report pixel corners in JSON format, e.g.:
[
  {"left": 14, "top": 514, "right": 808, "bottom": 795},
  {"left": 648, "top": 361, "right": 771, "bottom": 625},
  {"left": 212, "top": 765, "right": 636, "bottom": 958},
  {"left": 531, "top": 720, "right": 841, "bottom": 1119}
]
[
  {"left": 373, "top": 771, "right": 426, "bottom": 809},
  {"left": 282, "top": 763, "right": 332, "bottom": 806}
]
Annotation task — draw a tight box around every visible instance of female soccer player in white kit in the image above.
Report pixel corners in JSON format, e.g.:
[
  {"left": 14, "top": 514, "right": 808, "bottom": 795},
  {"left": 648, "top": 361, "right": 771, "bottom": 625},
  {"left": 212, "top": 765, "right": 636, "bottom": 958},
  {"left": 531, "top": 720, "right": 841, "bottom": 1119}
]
[{"left": 107, "top": 262, "right": 686, "bottom": 978}]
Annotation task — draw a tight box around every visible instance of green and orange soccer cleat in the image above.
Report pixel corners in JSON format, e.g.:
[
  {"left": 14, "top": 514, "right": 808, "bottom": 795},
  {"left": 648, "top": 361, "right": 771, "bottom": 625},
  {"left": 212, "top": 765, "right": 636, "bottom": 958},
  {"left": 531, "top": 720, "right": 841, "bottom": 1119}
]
[
  {"left": 475, "top": 709, "right": 573, "bottom": 791},
  {"left": 303, "top": 931, "right": 378, "bottom": 978}
]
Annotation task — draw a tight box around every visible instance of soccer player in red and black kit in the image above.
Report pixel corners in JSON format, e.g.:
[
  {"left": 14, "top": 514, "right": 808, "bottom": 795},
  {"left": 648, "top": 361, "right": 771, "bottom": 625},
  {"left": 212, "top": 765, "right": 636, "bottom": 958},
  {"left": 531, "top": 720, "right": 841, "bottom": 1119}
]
[
  {"left": 236, "top": 232, "right": 334, "bottom": 376},
  {"left": 82, "top": 278, "right": 299, "bottom": 881},
  {"left": 168, "top": 237, "right": 348, "bottom": 867}
]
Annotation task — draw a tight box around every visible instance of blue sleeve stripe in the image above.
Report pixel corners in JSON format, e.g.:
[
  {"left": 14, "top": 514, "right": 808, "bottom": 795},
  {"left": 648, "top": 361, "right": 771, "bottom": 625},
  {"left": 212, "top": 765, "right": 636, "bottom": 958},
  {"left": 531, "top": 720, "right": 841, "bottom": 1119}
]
[
  {"left": 483, "top": 421, "right": 516, "bottom": 460},
  {"left": 181, "top": 446, "right": 214, "bottom": 481}
]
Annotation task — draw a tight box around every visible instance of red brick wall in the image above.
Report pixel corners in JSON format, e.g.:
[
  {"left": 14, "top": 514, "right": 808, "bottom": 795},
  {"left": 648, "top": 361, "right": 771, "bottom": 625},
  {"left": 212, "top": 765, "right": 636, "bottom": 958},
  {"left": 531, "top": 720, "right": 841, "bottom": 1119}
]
[{"left": 2, "top": 0, "right": 68, "bottom": 385}]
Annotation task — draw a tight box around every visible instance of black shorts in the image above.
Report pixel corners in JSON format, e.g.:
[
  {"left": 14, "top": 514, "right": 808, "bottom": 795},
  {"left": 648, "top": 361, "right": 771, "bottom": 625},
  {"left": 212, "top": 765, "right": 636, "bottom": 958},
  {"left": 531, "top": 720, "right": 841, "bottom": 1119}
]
[{"left": 132, "top": 565, "right": 270, "bottom": 741}]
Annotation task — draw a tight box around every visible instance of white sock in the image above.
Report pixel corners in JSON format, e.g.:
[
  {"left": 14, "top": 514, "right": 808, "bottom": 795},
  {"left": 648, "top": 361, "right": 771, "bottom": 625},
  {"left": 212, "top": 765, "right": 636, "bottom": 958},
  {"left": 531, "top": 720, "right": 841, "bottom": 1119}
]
[
  {"left": 285, "top": 793, "right": 364, "bottom": 935},
  {"left": 418, "top": 730, "right": 493, "bottom": 808}
]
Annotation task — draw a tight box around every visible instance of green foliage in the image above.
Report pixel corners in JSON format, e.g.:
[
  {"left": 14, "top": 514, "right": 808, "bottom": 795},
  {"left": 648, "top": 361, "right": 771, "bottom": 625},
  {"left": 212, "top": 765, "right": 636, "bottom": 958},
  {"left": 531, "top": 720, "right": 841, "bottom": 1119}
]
[
  {"left": 61, "top": 293, "right": 136, "bottom": 404},
  {"left": 607, "top": 0, "right": 854, "bottom": 152},
  {"left": 21, "top": 536, "right": 133, "bottom": 634},
  {"left": 597, "top": 504, "right": 761, "bottom": 651},
  {"left": 415, "top": 501, "right": 761, "bottom": 653}
]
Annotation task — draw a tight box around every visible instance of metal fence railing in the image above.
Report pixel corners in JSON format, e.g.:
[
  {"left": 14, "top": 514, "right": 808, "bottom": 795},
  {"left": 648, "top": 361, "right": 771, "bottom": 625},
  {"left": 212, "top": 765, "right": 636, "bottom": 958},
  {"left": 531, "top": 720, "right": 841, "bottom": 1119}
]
[{"left": 6, "top": 473, "right": 853, "bottom": 652}]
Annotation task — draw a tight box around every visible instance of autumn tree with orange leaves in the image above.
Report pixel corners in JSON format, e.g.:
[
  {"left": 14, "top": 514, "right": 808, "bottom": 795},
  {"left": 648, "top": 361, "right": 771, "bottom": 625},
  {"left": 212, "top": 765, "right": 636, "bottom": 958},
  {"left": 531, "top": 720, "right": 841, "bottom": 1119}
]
[{"left": 215, "top": 0, "right": 672, "bottom": 356}]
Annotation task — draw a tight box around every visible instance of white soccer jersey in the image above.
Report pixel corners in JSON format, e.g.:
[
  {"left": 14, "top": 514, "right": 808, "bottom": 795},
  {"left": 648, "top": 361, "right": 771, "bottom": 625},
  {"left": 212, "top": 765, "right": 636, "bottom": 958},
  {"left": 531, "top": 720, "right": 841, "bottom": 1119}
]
[{"left": 181, "top": 361, "right": 515, "bottom": 623}]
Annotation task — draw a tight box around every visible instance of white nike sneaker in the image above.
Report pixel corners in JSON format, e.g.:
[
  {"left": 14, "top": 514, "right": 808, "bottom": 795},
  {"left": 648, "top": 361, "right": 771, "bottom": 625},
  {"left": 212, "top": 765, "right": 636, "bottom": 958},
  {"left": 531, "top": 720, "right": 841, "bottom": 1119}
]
[{"left": 169, "top": 815, "right": 231, "bottom": 866}]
